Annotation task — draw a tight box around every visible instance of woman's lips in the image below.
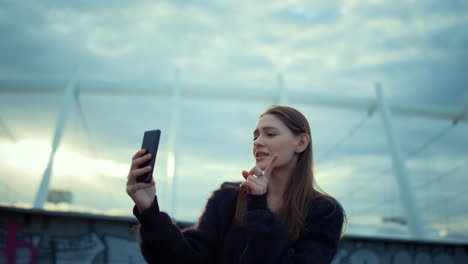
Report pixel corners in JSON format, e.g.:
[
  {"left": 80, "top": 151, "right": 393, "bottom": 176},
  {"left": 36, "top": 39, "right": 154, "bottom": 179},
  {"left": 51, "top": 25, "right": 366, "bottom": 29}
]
[{"left": 255, "top": 152, "right": 269, "bottom": 161}]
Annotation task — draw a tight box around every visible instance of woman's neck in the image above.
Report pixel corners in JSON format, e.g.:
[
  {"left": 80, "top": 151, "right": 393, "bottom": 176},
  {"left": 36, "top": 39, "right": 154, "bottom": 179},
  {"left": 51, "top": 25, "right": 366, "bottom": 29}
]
[
  {"left": 268, "top": 163, "right": 294, "bottom": 199},
  {"left": 267, "top": 156, "right": 298, "bottom": 214},
  {"left": 267, "top": 167, "right": 292, "bottom": 214}
]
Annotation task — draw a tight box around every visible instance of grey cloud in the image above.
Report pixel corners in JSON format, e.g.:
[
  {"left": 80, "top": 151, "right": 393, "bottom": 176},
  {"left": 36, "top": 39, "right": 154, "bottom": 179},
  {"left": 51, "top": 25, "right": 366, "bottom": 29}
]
[
  {"left": 271, "top": 6, "right": 341, "bottom": 25},
  {"left": 343, "top": 0, "right": 468, "bottom": 20}
]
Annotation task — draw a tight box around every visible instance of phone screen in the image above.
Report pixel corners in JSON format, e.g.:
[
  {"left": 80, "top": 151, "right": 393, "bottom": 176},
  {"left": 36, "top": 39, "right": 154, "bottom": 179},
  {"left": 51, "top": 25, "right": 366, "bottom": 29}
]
[{"left": 136, "top": 129, "right": 161, "bottom": 183}]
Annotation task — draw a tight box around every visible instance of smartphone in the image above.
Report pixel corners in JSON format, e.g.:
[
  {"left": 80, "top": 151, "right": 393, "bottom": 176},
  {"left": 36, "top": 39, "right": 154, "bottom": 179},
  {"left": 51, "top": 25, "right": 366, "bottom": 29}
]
[{"left": 136, "top": 129, "right": 161, "bottom": 183}]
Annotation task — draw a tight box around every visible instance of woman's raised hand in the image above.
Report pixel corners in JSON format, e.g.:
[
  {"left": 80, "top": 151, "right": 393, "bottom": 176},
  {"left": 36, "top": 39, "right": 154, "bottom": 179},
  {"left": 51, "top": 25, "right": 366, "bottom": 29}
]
[
  {"left": 126, "top": 149, "right": 156, "bottom": 213},
  {"left": 240, "top": 154, "right": 278, "bottom": 195}
]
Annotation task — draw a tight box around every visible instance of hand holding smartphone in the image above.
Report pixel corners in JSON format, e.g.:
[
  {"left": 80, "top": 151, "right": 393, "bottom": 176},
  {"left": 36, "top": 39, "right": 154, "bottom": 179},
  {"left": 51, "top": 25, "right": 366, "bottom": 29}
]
[{"left": 136, "top": 130, "right": 161, "bottom": 183}]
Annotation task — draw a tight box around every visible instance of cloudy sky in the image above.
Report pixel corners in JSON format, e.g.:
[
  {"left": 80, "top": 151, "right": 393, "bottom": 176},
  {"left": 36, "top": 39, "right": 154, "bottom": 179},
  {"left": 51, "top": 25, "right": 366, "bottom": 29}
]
[{"left": 1, "top": 0, "right": 467, "bottom": 243}]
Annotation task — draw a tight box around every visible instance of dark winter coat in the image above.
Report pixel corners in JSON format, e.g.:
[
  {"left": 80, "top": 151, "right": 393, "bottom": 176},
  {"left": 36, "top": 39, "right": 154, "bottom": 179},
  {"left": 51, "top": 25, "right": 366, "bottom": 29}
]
[{"left": 133, "top": 182, "right": 344, "bottom": 264}]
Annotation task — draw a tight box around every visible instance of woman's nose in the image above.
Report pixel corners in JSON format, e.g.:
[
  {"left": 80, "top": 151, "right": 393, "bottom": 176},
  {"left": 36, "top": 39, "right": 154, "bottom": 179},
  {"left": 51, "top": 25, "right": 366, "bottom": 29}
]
[{"left": 253, "top": 137, "right": 263, "bottom": 146}]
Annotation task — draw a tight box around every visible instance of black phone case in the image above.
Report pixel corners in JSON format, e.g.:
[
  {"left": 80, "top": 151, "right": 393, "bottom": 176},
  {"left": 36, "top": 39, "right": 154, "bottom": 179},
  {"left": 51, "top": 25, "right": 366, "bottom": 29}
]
[{"left": 136, "top": 130, "right": 161, "bottom": 183}]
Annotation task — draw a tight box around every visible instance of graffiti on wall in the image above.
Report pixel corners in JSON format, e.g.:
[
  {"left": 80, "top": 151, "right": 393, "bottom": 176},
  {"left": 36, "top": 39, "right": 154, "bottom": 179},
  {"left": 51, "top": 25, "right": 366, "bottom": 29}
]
[
  {"left": 331, "top": 241, "right": 468, "bottom": 264},
  {"left": 104, "top": 235, "right": 146, "bottom": 264},
  {"left": 1, "top": 221, "right": 467, "bottom": 263},
  {"left": 0, "top": 222, "right": 146, "bottom": 264},
  {"left": 52, "top": 232, "right": 105, "bottom": 263},
  {"left": 0, "top": 222, "right": 41, "bottom": 264}
]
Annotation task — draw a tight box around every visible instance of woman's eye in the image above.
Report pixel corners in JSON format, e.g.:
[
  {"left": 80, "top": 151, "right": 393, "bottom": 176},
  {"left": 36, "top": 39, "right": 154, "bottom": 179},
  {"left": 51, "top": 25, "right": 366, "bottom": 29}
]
[{"left": 253, "top": 133, "right": 276, "bottom": 141}]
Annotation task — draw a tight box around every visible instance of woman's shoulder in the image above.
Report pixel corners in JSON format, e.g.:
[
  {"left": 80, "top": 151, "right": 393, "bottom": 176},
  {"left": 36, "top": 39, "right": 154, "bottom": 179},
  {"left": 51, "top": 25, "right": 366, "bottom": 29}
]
[
  {"left": 202, "top": 182, "right": 241, "bottom": 218},
  {"left": 209, "top": 181, "right": 242, "bottom": 202},
  {"left": 299, "top": 195, "right": 345, "bottom": 247},
  {"left": 307, "top": 195, "right": 344, "bottom": 220},
  {"left": 220, "top": 181, "right": 242, "bottom": 189}
]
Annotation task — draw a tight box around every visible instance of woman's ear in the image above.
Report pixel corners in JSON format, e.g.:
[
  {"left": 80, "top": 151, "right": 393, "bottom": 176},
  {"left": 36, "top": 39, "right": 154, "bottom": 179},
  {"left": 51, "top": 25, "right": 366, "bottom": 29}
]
[{"left": 296, "top": 133, "right": 310, "bottom": 154}]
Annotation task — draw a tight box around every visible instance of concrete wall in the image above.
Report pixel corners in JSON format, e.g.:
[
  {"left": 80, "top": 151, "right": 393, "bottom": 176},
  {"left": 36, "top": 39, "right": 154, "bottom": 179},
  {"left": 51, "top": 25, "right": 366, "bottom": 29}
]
[{"left": 1, "top": 206, "right": 467, "bottom": 264}]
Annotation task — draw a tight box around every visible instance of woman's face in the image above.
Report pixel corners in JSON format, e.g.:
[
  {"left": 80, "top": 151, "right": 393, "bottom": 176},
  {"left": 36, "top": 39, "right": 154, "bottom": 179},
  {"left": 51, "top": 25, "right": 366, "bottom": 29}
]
[{"left": 253, "top": 114, "right": 299, "bottom": 170}]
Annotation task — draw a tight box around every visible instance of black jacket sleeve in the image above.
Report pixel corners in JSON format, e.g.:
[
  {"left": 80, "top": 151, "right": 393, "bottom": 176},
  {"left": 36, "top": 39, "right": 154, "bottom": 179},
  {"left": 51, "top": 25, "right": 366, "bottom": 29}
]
[
  {"left": 241, "top": 194, "right": 344, "bottom": 264},
  {"left": 133, "top": 187, "right": 225, "bottom": 264}
]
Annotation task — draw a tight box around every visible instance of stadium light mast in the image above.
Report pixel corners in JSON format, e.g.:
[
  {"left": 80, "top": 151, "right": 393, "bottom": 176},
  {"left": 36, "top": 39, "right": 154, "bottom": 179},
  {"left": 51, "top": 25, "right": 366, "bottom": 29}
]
[
  {"left": 33, "top": 71, "right": 78, "bottom": 209},
  {"left": 375, "top": 83, "right": 424, "bottom": 239}
]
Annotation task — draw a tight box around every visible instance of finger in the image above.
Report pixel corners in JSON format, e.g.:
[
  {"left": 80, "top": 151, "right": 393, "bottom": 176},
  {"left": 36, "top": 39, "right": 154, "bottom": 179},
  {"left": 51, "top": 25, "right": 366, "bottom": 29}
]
[
  {"left": 127, "top": 180, "right": 155, "bottom": 189},
  {"left": 247, "top": 175, "right": 266, "bottom": 187},
  {"left": 242, "top": 170, "right": 249, "bottom": 180},
  {"left": 239, "top": 182, "right": 248, "bottom": 193},
  {"left": 240, "top": 181, "right": 259, "bottom": 194},
  {"left": 248, "top": 166, "right": 262, "bottom": 177},
  {"left": 245, "top": 177, "right": 263, "bottom": 189},
  {"left": 131, "top": 153, "right": 152, "bottom": 170},
  {"left": 264, "top": 154, "right": 279, "bottom": 177},
  {"left": 127, "top": 181, "right": 155, "bottom": 194},
  {"left": 128, "top": 166, "right": 153, "bottom": 183},
  {"left": 132, "top": 149, "right": 147, "bottom": 160}
]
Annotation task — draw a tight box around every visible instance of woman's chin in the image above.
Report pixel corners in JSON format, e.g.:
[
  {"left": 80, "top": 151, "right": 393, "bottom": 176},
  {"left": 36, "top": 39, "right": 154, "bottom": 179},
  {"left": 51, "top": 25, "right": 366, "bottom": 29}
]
[{"left": 255, "top": 160, "right": 268, "bottom": 169}]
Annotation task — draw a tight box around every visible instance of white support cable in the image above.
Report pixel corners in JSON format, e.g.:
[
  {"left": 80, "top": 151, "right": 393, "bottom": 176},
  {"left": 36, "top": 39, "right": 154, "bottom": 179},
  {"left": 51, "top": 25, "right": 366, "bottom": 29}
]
[
  {"left": 316, "top": 112, "right": 373, "bottom": 164},
  {"left": 74, "top": 91, "right": 96, "bottom": 158},
  {"left": 336, "top": 167, "right": 393, "bottom": 201},
  {"left": 423, "top": 189, "right": 468, "bottom": 223},
  {"left": 453, "top": 96, "right": 468, "bottom": 124},
  {"left": 406, "top": 122, "right": 456, "bottom": 157},
  {"left": 352, "top": 195, "right": 399, "bottom": 216},
  {"left": 415, "top": 160, "right": 468, "bottom": 224},
  {"left": 338, "top": 156, "right": 461, "bottom": 214},
  {"left": 420, "top": 186, "right": 468, "bottom": 211},
  {"left": 353, "top": 122, "right": 460, "bottom": 195},
  {"left": 352, "top": 159, "right": 468, "bottom": 215},
  {"left": 74, "top": 92, "right": 119, "bottom": 209},
  {"left": 338, "top": 120, "right": 459, "bottom": 202},
  {"left": 413, "top": 163, "right": 466, "bottom": 191},
  {"left": 344, "top": 122, "right": 459, "bottom": 203}
]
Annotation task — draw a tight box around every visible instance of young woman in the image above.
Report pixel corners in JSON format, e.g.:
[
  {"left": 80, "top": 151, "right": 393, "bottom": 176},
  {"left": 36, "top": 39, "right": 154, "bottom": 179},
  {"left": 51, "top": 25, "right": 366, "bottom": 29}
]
[{"left": 126, "top": 105, "right": 345, "bottom": 263}]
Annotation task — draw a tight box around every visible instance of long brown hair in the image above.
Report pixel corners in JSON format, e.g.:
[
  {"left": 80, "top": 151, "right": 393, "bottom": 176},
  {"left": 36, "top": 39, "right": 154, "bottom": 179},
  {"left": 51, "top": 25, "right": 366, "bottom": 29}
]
[{"left": 232, "top": 105, "right": 341, "bottom": 241}]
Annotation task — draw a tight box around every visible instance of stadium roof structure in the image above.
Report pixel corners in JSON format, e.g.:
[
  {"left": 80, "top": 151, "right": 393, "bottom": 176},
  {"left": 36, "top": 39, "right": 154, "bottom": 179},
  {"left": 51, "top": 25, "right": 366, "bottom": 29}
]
[{"left": 1, "top": 0, "right": 468, "bottom": 244}]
